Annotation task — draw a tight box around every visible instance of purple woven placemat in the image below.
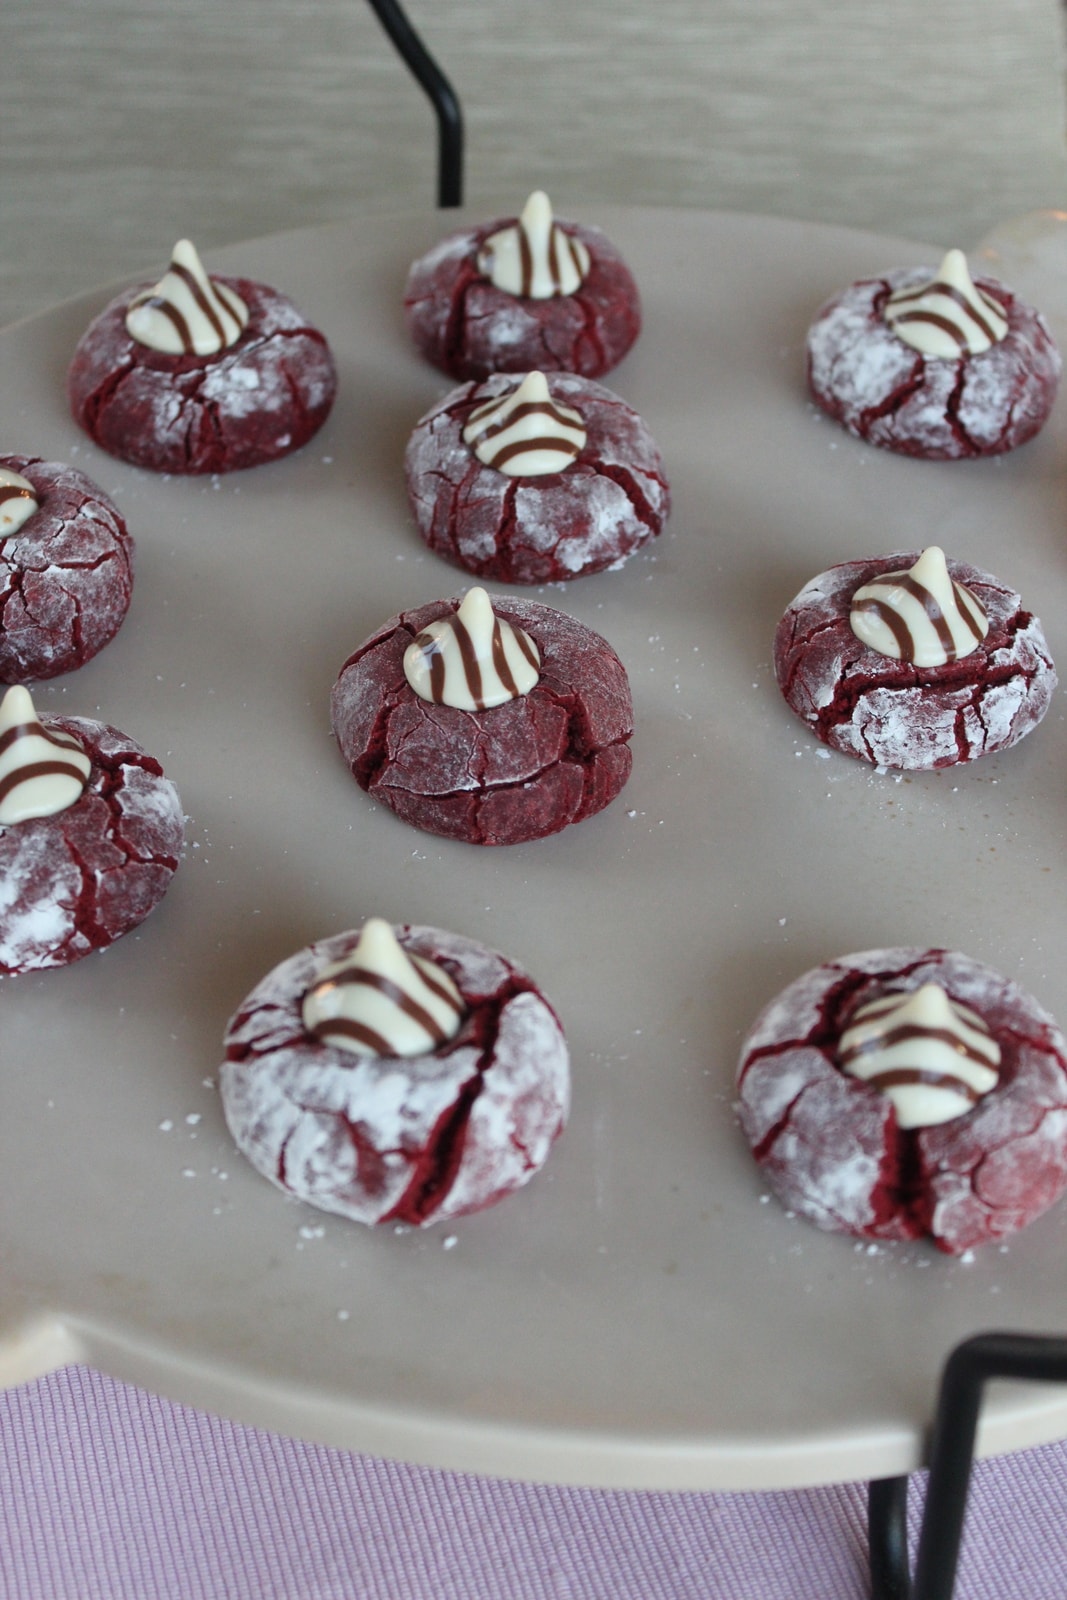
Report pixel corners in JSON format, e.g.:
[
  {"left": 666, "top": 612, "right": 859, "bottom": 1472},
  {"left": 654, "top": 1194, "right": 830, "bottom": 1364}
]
[{"left": 2, "top": 1366, "right": 1066, "bottom": 1599}]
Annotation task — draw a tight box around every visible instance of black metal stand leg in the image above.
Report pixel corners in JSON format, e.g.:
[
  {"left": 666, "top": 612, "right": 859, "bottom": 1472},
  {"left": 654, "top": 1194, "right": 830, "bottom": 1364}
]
[
  {"left": 364, "top": 0, "right": 464, "bottom": 206},
  {"left": 868, "top": 1331, "right": 1067, "bottom": 1600},
  {"left": 868, "top": 1476, "right": 911, "bottom": 1600}
]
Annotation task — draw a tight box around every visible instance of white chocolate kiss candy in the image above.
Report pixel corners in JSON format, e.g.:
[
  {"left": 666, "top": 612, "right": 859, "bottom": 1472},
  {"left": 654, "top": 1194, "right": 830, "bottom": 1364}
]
[
  {"left": 884, "top": 249, "right": 1008, "bottom": 359},
  {"left": 125, "top": 239, "right": 249, "bottom": 356},
  {"left": 302, "top": 918, "right": 466, "bottom": 1059},
  {"left": 476, "top": 191, "right": 591, "bottom": 299},
  {"left": 849, "top": 547, "right": 989, "bottom": 668},
  {"left": 403, "top": 588, "right": 541, "bottom": 712},
  {"left": 462, "top": 371, "right": 587, "bottom": 477},
  {"left": 0, "top": 685, "right": 91, "bottom": 826},
  {"left": 0, "top": 469, "right": 38, "bottom": 539},
  {"left": 838, "top": 982, "right": 1001, "bottom": 1130}
]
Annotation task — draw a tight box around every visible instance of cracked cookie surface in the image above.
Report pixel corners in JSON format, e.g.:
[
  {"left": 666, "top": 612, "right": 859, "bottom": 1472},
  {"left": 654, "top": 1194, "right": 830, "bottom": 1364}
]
[
  {"left": 773, "top": 552, "right": 1056, "bottom": 769},
  {"left": 331, "top": 595, "right": 633, "bottom": 846},
  {"left": 806, "top": 267, "right": 1060, "bottom": 458},
  {"left": 0, "top": 715, "right": 184, "bottom": 974},
  {"left": 220, "top": 924, "right": 570, "bottom": 1227},
  {"left": 404, "top": 218, "right": 640, "bottom": 381},
  {"left": 736, "top": 947, "right": 1067, "bottom": 1255},
  {"left": 67, "top": 277, "right": 337, "bottom": 474},
  {"left": 0, "top": 455, "right": 133, "bottom": 683},
  {"left": 404, "top": 372, "right": 670, "bottom": 583}
]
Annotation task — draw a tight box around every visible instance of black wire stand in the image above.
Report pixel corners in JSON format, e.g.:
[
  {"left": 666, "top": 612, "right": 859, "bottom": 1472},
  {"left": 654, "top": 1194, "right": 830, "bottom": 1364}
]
[
  {"left": 364, "top": 0, "right": 463, "bottom": 206},
  {"left": 364, "top": 9, "right": 1067, "bottom": 1599},
  {"left": 869, "top": 1332, "right": 1067, "bottom": 1600}
]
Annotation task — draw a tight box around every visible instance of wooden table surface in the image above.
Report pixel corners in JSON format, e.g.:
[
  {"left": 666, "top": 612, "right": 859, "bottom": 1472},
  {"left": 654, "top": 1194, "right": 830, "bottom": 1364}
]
[{"left": 4, "top": 0, "right": 1067, "bottom": 327}]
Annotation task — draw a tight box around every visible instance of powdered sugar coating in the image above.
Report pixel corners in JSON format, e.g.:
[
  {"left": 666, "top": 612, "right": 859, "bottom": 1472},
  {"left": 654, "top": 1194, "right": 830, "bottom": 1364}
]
[
  {"left": 0, "top": 716, "right": 184, "bottom": 975},
  {"left": 403, "top": 218, "right": 641, "bottom": 381},
  {"left": 736, "top": 947, "right": 1067, "bottom": 1254},
  {"left": 219, "top": 924, "right": 570, "bottom": 1227},
  {"left": 67, "top": 277, "right": 337, "bottom": 474},
  {"left": 404, "top": 372, "right": 670, "bottom": 583},
  {"left": 0, "top": 456, "right": 133, "bottom": 682},
  {"left": 774, "top": 552, "right": 1056, "bottom": 768},
  {"left": 331, "top": 595, "right": 633, "bottom": 846},
  {"left": 806, "top": 266, "right": 1061, "bottom": 458}
]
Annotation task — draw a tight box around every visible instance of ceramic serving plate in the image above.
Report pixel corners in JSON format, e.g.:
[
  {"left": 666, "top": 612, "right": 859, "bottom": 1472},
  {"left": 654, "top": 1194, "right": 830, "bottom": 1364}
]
[{"left": 2, "top": 208, "right": 1066, "bottom": 1490}]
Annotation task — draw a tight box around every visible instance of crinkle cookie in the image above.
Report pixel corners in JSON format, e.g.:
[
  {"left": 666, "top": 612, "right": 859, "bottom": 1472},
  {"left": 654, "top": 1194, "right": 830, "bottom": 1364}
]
[
  {"left": 404, "top": 369, "right": 670, "bottom": 583},
  {"left": 736, "top": 947, "right": 1067, "bottom": 1255},
  {"left": 773, "top": 548, "right": 1056, "bottom": 769},
  {"left": 67, "top": 239, "right": 336, "bottom": 474},
  {"left": 219, "top": 920, "right": 570, "bottom": 1227},
  {"left": 0, "top": 455, "right": 133, "bottom": 681},
  {"left": 0, "top": 686, "right": 184, "bottom": 975},
  {"left": 806, "top": 249, "right": 1060, "bottom": 459},
  {"left": 404, "top": 191, "right": 641, "bottom": 381},
  {"left": 330, "top": 589, "right": 633, "bottom": 846}
]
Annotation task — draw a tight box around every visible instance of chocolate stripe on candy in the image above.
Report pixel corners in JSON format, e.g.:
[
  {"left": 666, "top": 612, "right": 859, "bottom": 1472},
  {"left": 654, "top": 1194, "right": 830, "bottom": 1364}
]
[
  {"left": 546, "top": 223, "right": 586, "bottom": 295},
  {"left": 173, "top": 260, "right": 228, "bottom": 348},
  {"left": 125, "top": 239, "right": 249, "bottom": 356},
  {"left": 140, "top": 294, "right": 194, "bottom": 355},
  {"left": 840, "top": 1020, "right": 997, "bottom": 1074},
  {"left": 0, "top": 685, "right": 91, "bottom": 825},
  {"left": 476, "top": 191, "right": 591, "bottom": 300},
  {"left": 0, "top": 468, "right": 38, "bottom": 538},
  {"left": 404, "top": 587, "right": 541, "bottom": 712},
  {"left": 302, "top": 918, "right": 467, "bottom": 1059},
  {"left": 451, "top": 610, "right": 484, "bottom": 706},
  {"left": 884, "top": 249, "right": 1007, "bottom": 358},
  {"left": 888, "top": 282, "right": 1003, "bottom": 350},
  {"left": 518, "top": 224, "right": 535, "bottom": 298},
  {"left": 838, "top": 982, "right": 1000, "bottom": 1129},
  {"left": 306, "top": 967, "right": 459, "bottom": 1050},
  {"left": 849, "top": 547, "right": 988, "bottom": 668},
  {"left": 462, "top": 371, "right": 587, "bottom": 476},
  {"left": 0, "top": 759, "right": 86, "bottom": 810},
  {"left": 850, "top": 1066, "right": 984, "bottom": 1109}
]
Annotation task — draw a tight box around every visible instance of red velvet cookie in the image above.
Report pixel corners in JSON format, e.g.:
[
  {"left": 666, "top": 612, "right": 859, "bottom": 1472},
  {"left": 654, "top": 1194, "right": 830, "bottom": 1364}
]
[
  {"left": 806, "top": 258, "right": 1060, "bottom": 459},
  {"left": 0, "top": 706, "right": 184, "bottom": 975},
  {"left": 736, "top": 947, "right": 1067, "bottom": 1255},
  {"left": 404, "top": 371, "right": 670, "bottom": 583},
  {"left": 330, "top": 593, "right": 633, "bottom": 846},
  {"left": 219, "top": 923, "right": 570, "bottom": 1227},
  {"left": 774, "top": 551, "right": 1056, "bottom": 769},
  {"left": 67, "top": 272, "right": 337, "bottom": 474},
  {"left": 0, "top": 455, "right": 133, "bottom": 681},
  {"left": 403, "top": 202, "right": 640, "bottom": 381}
]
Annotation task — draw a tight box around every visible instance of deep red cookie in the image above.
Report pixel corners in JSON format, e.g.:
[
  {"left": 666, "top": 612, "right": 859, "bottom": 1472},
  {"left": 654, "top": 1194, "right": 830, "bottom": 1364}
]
[
  {"left": 0, "top": 455, "right": 133, "bottom": 682},
  {"left": 773, "top": 552, "right": 1056, "bottom": 769},
  {"left": 330, "top": 595, "right": 633, "bottom": 846},
  {"left": 806, "top": 266, "right": 1061, "bottom": 459},
  {"left": 0, "top": 715, "right": 184, "bottom": 975},
  {"left": 219, "top": 923, "right": 570, "bottom": 1227},
  {"left": 403, "top": 217, "right": 640, "bottom": 381},
  {"left": 404, "top": 372, "right": 670, "bottom": 583},
  {"left": 736, "top": 947, "right": 1067, "bottom": 1255},
  {"left": 67, "top": 277, "right": 337, "bottom": 474}
]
